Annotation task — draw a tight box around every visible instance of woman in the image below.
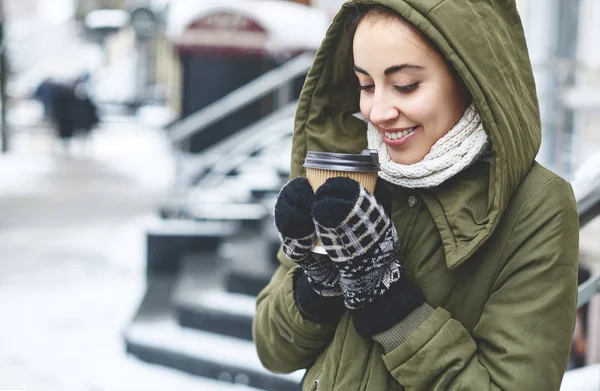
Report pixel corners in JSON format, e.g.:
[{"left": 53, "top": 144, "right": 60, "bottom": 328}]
[{"left": 253, "top": 1, "right": 579, "bottom": 390}]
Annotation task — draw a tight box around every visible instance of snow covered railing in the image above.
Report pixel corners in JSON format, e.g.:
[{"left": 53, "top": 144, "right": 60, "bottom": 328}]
[
  {"left": 169, "top": 53, "right": 312, "bottom": 145},
  {"left": 181, "top": 102, "right": 296, "bottom": 183},
  {"left": 168, "top": 102, "right": 294, "bottom": 212}
]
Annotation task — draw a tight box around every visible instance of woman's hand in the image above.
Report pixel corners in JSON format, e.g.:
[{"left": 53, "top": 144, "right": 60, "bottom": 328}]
[
  {"left": 311, "top": 177, "right": 424, "bottom": 338},
  {"left": 311, "top": 177, "right": 402, "bottom": 308},
  {"left": 274, "top": 177, "right": 342, "bottom": 297}
]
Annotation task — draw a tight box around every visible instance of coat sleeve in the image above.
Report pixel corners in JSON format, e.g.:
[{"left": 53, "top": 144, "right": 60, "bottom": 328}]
[
  {"left": 252, "top": 249, "right": 339, "bottom": 374},
  {"left": 380, "top": 178, "right": 579, "bottom": 390}
]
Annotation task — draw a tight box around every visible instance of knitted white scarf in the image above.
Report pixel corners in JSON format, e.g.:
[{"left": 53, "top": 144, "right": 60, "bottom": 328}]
[{"left": 362, "top": 104, "right": 490, "bottom": 188}]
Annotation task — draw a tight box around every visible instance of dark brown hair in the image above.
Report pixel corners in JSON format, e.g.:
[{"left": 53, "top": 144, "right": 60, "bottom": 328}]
[
  {"left": 345, "top": 4, "right": 406, "bottom": 36},
  {"left": 345, "top": 4, "right": 436, "bottom": 54}
]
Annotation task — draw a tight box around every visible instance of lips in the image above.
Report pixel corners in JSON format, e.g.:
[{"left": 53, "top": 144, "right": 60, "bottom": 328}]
[{"left": 382, "top": 126, "right": 419, "bottom": 147}]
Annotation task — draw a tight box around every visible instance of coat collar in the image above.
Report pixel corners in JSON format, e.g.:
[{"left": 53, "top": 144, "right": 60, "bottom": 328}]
[{"left": 421, "top": 161, "right": 491, "bottom": 269}]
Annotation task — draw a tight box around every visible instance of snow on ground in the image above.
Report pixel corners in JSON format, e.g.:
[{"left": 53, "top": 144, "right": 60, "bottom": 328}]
[{"left": 0, "top": 118, "right": 250, "bottom": 391}]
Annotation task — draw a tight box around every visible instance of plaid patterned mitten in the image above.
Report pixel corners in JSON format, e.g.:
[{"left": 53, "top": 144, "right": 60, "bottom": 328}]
[
  {"left": 274, "top": 177, "right": 342, "bottom": 297},
  {"left": 312, "top": 177, "right": 402, "bottom": 309}
]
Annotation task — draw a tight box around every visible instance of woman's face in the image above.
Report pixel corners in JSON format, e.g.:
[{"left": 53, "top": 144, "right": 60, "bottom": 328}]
[{"left": 353, "top": 15, "right": 470, "bottom": 164}]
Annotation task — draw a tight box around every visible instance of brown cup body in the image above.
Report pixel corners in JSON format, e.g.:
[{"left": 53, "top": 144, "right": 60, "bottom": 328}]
[{"left": 305, "top": 167, "right": 378, "bottom": 193}]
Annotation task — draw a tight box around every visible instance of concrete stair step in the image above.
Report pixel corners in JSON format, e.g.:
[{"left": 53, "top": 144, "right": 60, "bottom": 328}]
[
  {"left": 172, "top": 255, "right": 255, "bottom": 340},
  {"left": 126, "top": 276, "right": 302, "bottom": 391},
  {"left": 220, "top": 220, "right": 280, "bottom": 296},
  {"left": 176, "top": 289, "right": 256, "bottom": 341},
  {"left": 126, "top": 319, "right": 304, "bottom": 391},
  {"left": 224, "top": 269, "right": 272, "bottom": 297},
  {"left": 125, "top": 317, "right": 302, "bottom": 391},
  {"left": 146, "top": 218, "right": 237, "bottom": 277}
]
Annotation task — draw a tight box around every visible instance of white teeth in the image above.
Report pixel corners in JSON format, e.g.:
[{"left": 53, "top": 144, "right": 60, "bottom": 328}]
[{"left": 385, "top": 126, "right": 417, "bottom": 140}]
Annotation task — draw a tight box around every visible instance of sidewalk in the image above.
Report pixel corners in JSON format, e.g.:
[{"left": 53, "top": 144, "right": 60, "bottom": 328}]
[{"left": 0, "top": 120, "right": 220, "bottom": 391}]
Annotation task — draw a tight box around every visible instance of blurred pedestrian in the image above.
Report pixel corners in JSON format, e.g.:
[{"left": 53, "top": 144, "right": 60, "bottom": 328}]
[
  {"left": 34, "top": 75, "right": 100, "bottom": 155},
  {"left": 72, "top": 76, "right": 100, "bottom": 150},
  {"left": 254, "top": 1, "right": 579, "bottom": 390},
  {"left": 49, "top": 82, "right": 78, "bottom": 153},
  {"left": 33, "top": 77, "right": 61, "bottom": 117}
]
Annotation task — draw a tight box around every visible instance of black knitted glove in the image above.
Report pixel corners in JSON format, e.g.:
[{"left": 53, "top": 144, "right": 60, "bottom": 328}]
[
  {"left": 274, "top": 177, "right": 342, "bottom": 297},
  {"left": 312, "top": 177, "right": 425, "bottom": 337}
]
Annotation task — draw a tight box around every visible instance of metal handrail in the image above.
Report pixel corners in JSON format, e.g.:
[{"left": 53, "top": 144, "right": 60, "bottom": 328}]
[
  {"left": 578, "top": 274, "right": 600, "bottom": 308},
  {"left": 169, "top": 53, "right": 313, "bottom": 145},
  {"left": 175, "top": 101, "right": 296, "bottom": 188},
  {"left": 198, "top": 119, "right": 293, "bottom": 180},
  {"left": 191, "top": 117, "right": 293, "bottom": 190},
  {"left": 189, "top": 101, "right": 296, "bottom": 166}
]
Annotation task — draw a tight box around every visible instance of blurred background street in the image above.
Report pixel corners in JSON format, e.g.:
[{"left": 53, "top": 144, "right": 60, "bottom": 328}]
[
  {"left": 0, "top": 119, "right": 197, "bottom": 390},
  {"left": 0, "top": 0, "right": 599, "bottom": 390}
]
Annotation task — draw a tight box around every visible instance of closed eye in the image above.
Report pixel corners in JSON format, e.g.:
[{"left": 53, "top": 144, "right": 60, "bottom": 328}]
[
  {"left": 394, "top": 82, "right": 420, "bottom": 93},
  {"left": 358, "top": 84, "right": 375, "bottom": 93}
]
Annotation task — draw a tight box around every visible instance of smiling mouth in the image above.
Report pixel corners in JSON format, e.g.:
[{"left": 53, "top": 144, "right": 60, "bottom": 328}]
[{"left": 384, "top": 126, "right": 418, "bottom": 140}]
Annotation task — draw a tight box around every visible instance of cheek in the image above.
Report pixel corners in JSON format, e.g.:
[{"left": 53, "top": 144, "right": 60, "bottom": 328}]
[
  {"left": 402, "top": 98, "right": 435, "bottom": 125},
  {"left": 433, "top": 80, "right": 467, "bottom": 124},
  {"left": 405, "top": 86, "right": 450, "bottom": 128}
]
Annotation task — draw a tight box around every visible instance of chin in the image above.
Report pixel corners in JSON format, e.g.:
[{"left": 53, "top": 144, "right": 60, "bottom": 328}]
[{"left": 388, "top": 150, "right": 424, "bottom": 165}]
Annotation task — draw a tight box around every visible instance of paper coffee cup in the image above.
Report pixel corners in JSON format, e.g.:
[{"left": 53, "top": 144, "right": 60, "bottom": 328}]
[
  {"left": 303, "top": 149, "right": 380, "bottom": 192},
  {"left": 303, "top": 149, "right": 380, "bottom": 253}
]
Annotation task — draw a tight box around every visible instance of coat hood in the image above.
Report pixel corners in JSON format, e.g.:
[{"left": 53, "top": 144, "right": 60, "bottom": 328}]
[{"left": 289, "top": 0, "right": 541, "bottom": 268}]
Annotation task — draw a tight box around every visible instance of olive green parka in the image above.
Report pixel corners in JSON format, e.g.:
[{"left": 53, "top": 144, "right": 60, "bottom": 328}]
[{"left": 252, "top": 1, "right": 579, "bottom": 390}]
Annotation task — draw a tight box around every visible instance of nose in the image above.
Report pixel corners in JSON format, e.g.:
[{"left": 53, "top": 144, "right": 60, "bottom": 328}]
[{"left": 368, "top": 92, "right": 399, "bottom": 125}]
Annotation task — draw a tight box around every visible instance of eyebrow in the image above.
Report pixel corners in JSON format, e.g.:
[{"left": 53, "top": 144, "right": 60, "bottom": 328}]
[{"left": 353, "top": 64, "right": 424, "bottom": 76}]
